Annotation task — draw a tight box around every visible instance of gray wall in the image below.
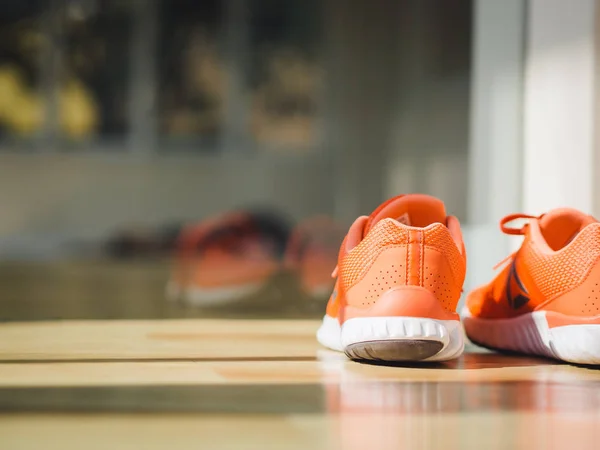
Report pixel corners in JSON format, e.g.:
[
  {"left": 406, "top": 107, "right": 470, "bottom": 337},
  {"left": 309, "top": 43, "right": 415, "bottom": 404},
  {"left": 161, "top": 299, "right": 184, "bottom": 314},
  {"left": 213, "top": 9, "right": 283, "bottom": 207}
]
[{"left": 0, "top": 153, "right": 333, "bottom": 240}]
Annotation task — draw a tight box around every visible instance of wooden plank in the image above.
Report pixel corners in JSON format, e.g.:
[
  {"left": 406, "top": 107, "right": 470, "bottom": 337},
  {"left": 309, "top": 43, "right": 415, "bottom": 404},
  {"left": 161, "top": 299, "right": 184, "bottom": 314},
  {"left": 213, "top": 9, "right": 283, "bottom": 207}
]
[
  {"left": 0, "top": 355, "right": 596, "bottom": 388},
  {"left": 0, "top": 320, "right": 320, "bottom": 361},
  {"left": 0, "top": 414, "right": 329, "bottom": 450},
  {"left": 1, "top": 412, "right": 599, "bottom": 450}
]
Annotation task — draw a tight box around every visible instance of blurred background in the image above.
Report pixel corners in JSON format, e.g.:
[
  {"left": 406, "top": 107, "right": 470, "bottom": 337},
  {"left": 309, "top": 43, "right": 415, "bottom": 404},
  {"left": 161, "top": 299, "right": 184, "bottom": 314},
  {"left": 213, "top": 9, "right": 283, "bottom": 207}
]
[{"left": 0, "top": 0, "right": 593, "bottom": 321}]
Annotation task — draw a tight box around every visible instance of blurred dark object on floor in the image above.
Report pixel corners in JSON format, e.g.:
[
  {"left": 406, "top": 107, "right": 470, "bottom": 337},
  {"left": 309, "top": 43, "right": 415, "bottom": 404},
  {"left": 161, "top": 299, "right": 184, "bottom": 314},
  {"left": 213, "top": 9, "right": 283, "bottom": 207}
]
[{"left": 104, "top": 223, "right": 184, "bottom": 260}]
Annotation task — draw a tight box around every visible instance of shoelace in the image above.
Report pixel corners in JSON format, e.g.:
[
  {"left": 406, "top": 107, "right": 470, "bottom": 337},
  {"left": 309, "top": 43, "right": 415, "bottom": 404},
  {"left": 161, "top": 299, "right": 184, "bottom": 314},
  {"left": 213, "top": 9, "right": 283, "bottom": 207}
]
[
  {"left": 493, "top": 213, "right": 543, "bottom": 270},
  {"left": 499, "top": 213, "right": 541, "bottom": 235}
]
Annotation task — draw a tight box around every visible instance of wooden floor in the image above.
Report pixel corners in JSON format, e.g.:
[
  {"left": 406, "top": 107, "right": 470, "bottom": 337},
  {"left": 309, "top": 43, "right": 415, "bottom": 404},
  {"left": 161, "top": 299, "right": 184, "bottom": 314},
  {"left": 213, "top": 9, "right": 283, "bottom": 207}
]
[{"left": 1, "top": 262, "right": 600, "bottom": 449}]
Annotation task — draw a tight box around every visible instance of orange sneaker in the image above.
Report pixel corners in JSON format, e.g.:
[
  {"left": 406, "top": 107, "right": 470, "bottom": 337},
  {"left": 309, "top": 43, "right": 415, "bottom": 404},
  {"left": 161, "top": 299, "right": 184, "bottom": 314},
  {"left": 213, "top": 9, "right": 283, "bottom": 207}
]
[
  {"left": 317, "top": 194, "right": 467, "bottom": 362},
  {"left": 463, "top": 209, "right": 600, "bottom": 364},
  {"left": 167, "top": 211, "right": 289, "bottom": 306}
]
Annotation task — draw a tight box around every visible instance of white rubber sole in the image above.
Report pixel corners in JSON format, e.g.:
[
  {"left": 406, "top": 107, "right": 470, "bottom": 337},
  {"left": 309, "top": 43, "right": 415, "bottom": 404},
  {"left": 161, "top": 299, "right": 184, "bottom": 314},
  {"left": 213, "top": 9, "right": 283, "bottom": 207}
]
[
  {"left": 462, "top": 307, "right": 600, "bottom": 365},
  {"left": 317, "top": 315, "right": 464, "bottom": 362},
  {"left": 317, "top": 315, "right": 344, "bottom": 352}
]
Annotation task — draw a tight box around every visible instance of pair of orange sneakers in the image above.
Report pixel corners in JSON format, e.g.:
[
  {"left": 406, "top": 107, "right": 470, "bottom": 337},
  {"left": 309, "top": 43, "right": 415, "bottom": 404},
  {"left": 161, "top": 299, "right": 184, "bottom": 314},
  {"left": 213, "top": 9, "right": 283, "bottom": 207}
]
[{"left": 318, "top": 194, "right": 600, "bottom": 365}]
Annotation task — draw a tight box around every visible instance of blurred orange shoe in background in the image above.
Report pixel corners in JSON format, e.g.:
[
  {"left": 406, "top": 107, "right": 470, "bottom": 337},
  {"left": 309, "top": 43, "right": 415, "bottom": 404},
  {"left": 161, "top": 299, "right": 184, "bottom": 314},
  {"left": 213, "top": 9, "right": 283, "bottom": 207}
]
[
  {"left": 317, "top": 194, "right": 467, "bottom": 362},
  {"left": 167, "top": 210, "right": 289, "bottom": 306},
  {"left": 464, "top": 209, "right": 600, "bottom": 365},
  {"left": 285, "top": 216, "right": 345, "bottom": 298},
  {"left": 167, "top": 209, "right": 343, "bottom": 307}
]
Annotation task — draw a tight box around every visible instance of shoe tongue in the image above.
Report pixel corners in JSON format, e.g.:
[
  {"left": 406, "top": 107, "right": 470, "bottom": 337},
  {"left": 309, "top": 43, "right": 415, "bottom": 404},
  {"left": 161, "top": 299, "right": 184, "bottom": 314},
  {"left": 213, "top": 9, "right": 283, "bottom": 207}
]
[
  {"left": 539, "top": 208, "right": 597, "bottom": 248},
  {"left": 366, "top": 194, "right": 447, "bottom": 233}
]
